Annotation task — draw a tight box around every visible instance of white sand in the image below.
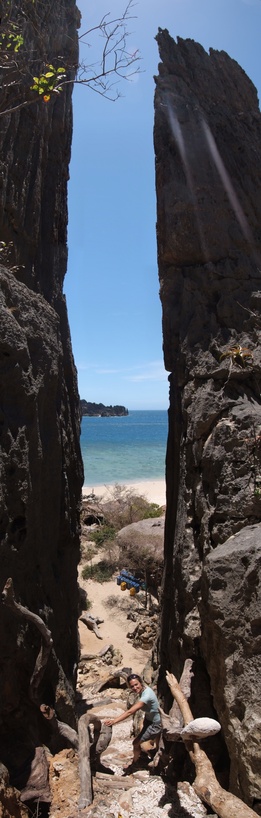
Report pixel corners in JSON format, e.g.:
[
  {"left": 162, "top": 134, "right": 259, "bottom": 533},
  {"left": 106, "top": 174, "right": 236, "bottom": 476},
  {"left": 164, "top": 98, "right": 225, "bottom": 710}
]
[
  {"left": 82, "top": 479, "right": 166, "bottom": 506},
  {"left": 79, "top": 576, "right": 150, "bottom": 675}
]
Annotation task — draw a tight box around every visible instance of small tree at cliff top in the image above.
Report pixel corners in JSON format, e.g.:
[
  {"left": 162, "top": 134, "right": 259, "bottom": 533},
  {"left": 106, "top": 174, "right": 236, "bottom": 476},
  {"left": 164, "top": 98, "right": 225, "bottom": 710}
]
[{"left": 0, "top": 0, "right": 141, "bottom": 116}]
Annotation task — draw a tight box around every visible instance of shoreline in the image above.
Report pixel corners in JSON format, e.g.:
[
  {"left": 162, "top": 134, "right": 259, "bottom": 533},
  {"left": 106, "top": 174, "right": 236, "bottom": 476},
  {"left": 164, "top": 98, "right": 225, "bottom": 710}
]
[{"left": 82, "top": 478, "right": 166, "bottom": 506}]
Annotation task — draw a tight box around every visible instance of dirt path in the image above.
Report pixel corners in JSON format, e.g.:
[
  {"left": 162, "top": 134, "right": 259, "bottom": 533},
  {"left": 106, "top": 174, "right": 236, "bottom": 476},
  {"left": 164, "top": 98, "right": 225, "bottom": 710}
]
[{"left": 79, "top": 574, "right": 150, "bottom": 675}]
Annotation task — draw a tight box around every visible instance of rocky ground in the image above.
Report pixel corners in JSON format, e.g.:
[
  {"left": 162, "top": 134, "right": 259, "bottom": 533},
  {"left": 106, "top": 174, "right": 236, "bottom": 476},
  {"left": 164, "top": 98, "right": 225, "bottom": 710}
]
[{"left": 47, "top": 539, "right": 216, "bottom": 818}]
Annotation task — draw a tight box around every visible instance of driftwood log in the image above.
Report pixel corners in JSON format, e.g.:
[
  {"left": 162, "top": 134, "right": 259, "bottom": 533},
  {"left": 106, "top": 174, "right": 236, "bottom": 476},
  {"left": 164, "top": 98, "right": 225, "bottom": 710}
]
[
  {"left": 95, "top": 771, "right": 146, "bottom": 789},
  {"left": 1, "top": 578, "right": 114, "bottom": 810},
  {"left": 41, "top": 704, "right": 112, "bottom": 808},
  {"left": 92, "top": 667, "right": 132, "bottom": 693},
  {"left": 77, "top": 713, "right": 112, "bottom": 809},
  {"left": 160, "top": 658, "right": 194, "bottom": 741},
  {"left": 165, "top": 670, "right": 258, "bottom": 818},
  {"left": 79, "top": 614, "right": 104, "bottom": 639},
  {"left": 40, "top": 704, "right": 79, "bottom": 749},
  {"left": 2, "top": 578, "right": 53, "bottom": 703},
  {"left": 78, "top": 714, "right": 92, "bottom": 809},
  {"left": 146, "top": 658, "right": 195, "bottom": 771}
]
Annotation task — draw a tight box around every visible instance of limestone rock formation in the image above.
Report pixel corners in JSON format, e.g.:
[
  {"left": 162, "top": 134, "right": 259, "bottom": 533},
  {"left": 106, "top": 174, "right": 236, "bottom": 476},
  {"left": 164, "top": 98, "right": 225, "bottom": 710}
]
[
  {"left": 201, "top": 525, "right": 261, "bottom": 805},
  {"left": 0, "top": 0, "right": 83, "bottom": 802},
  {"left": 154, "top": 29, "right": 261, "bottom": 810}
]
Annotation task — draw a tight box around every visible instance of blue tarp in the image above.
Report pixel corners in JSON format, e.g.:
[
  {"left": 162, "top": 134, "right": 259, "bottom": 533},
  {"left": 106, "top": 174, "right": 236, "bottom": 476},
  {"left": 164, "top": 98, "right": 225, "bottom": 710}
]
[{"left": 116, "top": 570, "right": 146, "bottom": 591}]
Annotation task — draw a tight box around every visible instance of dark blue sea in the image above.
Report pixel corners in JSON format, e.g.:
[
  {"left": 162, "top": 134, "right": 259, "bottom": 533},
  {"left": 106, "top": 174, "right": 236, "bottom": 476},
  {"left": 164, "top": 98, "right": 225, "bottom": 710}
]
[{"left": 80, "top": 410, "right": 168, "bottom": 486}]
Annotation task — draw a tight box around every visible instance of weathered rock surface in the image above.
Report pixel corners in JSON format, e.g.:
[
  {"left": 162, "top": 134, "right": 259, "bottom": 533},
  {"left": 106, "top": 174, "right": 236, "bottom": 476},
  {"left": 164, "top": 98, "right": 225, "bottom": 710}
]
[
  {"left": 154, "top": 29, "right": 261, "bottom": 809},
  {"left": 201, "top": 525, "right": 261, "bottom": 803},
  {"left": 117, "top": 517, "right": 164, "bottom": 562},
  {"left": 0, "top": 0, "right": 83, "bottom": 805}
]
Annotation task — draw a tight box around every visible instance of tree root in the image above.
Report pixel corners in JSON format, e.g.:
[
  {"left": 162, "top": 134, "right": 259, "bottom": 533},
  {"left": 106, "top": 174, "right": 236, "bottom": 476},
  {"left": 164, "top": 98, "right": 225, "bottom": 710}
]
[{"left": 165, "top": 670, "right": 258, "bottom": 818}]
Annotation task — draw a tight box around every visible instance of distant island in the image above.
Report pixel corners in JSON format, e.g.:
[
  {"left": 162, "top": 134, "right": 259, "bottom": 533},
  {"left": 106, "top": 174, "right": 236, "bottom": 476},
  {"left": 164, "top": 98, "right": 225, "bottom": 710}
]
[{"left": 80, "top": 400, "right": 128, "bottom": 417}]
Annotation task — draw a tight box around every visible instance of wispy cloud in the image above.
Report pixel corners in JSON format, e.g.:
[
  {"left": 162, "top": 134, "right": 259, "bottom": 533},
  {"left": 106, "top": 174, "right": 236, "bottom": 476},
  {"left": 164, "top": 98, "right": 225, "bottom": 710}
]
[
  {"left": 96, "top": 368, "right": 121, "bottom": 375},
  {"left": 77, "top": 362, "right": 101, "bottom": 371},
  {"left": 78, "top": 360, "right": 167, "bottom": 383},
  {"left": 77, "top": 363, "right": 121, "bottom": 373},
  {"left": 124, "top": 361, "right": 166, "bottom": 383}
]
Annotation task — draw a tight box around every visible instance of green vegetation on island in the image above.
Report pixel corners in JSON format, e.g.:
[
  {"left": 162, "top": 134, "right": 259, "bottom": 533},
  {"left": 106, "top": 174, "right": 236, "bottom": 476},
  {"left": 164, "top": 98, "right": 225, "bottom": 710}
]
[{"left": 80, "top": 400, "right": 128, "bottom": 417}]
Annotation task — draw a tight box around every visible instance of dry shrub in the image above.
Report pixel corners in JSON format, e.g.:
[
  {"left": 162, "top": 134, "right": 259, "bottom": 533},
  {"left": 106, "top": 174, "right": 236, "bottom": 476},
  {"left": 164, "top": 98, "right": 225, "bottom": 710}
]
[
  {"left": 82, "top": 558, "right": 117, "bottom": 583},
  {"left": 97, "top": 483, "right": 164, "bottom": 530},
  {"left": 80, "top": 542, "right": 97, "bottom": 561}
]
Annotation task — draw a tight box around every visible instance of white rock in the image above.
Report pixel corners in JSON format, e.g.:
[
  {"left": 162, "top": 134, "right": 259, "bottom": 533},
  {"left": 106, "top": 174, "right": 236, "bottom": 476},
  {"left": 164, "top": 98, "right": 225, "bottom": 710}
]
[{"left": 181, "top": 717, "right": 221, "bottom": 739}]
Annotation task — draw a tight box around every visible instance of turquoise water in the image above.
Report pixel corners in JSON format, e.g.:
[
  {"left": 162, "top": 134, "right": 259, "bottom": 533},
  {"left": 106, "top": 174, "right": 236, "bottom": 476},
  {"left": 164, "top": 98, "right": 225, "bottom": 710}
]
[{"left": 80, "top": 409, "right": 168, "bottom": 486}]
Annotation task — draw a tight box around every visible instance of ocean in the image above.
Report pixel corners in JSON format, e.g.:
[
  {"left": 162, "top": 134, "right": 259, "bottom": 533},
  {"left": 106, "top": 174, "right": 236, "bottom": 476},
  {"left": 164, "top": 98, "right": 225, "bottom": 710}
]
[{"left": 80, "top": 409, "right": 168, "bottom": 486}]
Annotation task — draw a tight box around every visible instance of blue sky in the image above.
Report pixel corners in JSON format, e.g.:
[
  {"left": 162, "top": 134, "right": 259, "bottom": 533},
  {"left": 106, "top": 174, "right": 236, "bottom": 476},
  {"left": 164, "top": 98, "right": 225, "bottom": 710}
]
[{"left": 65, "top": 0, "right": 261, "bottom": 410}]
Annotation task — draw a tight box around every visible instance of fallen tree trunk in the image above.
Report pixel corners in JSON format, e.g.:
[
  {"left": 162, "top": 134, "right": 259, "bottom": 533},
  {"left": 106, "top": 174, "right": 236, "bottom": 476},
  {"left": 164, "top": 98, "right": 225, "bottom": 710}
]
[
  {"left": 78, "top": 713, "right": 112, "bottom": 808},
  {"left": 78, "top": 714, "right": 92, "bottom": 809},
  {"left": 41, "top": 704, "right": 112, "bottom": 807},
  {"left": 95, "top": 771, "right": 145, "bottom": 789},
  {"left": 160, "top": 658, "right": 194, "bottom": 741},
  {"left": 93, "top": 667, "right": 132, "bottom": 693},
  {"left": 165, "top": 671, "right": 258, "bottom": 818},
  {"left": 85, "top": 697, "right": 113, "bottom": 708},
  {"left": 79, "top": 614, "right": 103, "bottom": 639}
]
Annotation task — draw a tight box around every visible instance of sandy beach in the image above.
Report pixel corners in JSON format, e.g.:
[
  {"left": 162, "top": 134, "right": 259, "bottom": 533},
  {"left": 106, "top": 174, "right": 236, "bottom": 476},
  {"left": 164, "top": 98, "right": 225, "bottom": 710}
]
[{"left": 82, "top": 478, "right": 166, "bottom": 506}]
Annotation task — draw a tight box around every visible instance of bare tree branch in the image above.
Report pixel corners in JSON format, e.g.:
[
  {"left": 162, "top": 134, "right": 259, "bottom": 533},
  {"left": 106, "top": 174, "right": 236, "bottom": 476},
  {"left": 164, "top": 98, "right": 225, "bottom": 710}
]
[
  {"left": 2, "top": 577, "right": 53, "bottom": 702},
  {"left": 0, "top": 0, "right": 141, "bottom": 115},
  {"left": 40, "top": 704, "right": 79, "bottom": 748}
]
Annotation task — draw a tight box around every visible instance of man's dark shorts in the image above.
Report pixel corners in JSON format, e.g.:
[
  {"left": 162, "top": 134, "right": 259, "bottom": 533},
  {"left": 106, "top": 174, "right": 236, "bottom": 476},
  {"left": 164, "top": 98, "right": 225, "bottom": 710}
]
[{"left": 137, "top": 718, "right": 161, "bottom": 743}]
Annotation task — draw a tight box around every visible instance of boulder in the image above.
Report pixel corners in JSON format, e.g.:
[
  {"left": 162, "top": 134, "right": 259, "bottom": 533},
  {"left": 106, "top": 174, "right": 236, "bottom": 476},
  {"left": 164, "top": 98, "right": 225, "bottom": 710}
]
[{"left": 116, "top": 517, "right": 164, "bottom": 565}]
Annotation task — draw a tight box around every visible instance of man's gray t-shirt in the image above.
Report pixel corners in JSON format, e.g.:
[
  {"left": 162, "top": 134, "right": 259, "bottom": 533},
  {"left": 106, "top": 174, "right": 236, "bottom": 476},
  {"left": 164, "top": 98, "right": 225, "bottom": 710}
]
[{"left": 140, "top": 687, "right": 161, "bottom": 725}]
